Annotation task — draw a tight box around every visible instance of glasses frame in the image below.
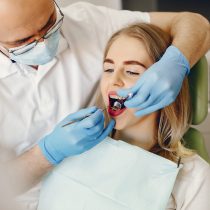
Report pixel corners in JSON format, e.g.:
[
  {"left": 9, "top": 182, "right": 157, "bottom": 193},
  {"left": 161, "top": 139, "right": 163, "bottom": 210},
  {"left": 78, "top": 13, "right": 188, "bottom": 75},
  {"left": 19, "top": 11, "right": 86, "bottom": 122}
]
[{"left": 8, "top": 0, "right": 64, "bottom": 56}]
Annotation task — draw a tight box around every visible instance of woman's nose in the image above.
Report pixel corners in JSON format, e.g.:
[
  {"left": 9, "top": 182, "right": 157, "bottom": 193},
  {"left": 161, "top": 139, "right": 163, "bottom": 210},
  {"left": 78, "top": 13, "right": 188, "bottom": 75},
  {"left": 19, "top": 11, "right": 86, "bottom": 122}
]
[{"left": 110, "top": 72, "right": 124, "bottom": 87}]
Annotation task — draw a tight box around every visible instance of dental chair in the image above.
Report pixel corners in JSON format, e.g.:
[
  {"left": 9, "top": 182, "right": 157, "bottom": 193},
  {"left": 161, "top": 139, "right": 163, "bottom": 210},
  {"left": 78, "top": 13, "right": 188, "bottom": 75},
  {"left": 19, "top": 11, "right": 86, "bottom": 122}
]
[{"left": 183, "top": 56, "right": 210, "bottom": 163}]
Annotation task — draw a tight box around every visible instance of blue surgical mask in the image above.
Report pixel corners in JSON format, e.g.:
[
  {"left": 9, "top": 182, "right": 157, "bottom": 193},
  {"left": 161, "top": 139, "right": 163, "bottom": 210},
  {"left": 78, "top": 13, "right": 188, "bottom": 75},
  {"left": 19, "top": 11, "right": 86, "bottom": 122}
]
[{"left": 9, "top": 29, "right": 60, "bottom": 66}]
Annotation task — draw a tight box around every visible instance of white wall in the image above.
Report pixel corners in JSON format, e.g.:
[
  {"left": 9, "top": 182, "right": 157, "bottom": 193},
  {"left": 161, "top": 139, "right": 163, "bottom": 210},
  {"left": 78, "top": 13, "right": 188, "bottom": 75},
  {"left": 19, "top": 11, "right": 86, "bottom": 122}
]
[{"left": 57, "top": 0, "right": 122, "bottom": 9}]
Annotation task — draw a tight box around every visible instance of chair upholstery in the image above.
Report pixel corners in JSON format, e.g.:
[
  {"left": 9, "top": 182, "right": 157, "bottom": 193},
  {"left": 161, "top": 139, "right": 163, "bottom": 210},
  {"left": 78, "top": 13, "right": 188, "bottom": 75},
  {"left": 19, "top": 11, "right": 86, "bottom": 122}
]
[
  {"left": 183, "top": 56, "right": 210, "bottom": 163},
  {"left": 188, "top": 56, "right": 209, "bottom": 124},
  {"left": 184, "top": 127, "right": 210, "bottom": 163}
]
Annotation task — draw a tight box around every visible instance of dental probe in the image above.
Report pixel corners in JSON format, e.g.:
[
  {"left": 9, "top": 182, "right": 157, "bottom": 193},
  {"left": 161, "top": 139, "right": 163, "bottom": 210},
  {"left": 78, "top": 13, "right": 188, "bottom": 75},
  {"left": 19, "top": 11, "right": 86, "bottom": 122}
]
[
  {"left": 111, "top": 93, "right": 133, "bottom": 111},
  {"left": 62, "top": 107, "right": 107, "bottom": 127},
  {"left": 62, "top": 93, "right": 133, "bottom": 127},
  {"left": 112, "top": 101, "right": 122, "bottom": 111}
]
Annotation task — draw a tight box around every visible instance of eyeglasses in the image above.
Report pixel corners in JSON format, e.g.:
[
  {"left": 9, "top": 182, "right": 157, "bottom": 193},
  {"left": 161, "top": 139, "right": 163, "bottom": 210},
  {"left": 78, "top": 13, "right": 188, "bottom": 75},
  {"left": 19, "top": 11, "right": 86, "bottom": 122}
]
[{"left": 8, "top": 1, "right": 64, "bottom": 56}]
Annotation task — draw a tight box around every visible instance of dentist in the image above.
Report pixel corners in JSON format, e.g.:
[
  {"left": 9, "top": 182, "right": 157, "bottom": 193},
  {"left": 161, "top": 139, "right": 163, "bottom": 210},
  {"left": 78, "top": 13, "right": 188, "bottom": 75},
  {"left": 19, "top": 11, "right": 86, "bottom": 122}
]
[{"left": 0, "top": 0, "right": 209, "bottom": 209}]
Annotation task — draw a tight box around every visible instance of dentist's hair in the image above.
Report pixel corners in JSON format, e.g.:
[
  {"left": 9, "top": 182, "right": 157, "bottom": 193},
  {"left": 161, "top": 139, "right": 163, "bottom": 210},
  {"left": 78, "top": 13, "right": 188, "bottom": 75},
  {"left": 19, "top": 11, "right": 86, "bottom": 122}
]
[{"left": 102, "top": 23, "right": 193, "bottom": 162}]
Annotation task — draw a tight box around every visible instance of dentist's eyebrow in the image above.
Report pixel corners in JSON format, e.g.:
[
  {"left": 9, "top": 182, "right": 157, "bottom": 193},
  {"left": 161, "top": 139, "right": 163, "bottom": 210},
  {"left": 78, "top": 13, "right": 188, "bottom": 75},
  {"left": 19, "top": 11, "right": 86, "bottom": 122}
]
[{"left": 124, "top": 60, "right": 146, "bottom": 68}]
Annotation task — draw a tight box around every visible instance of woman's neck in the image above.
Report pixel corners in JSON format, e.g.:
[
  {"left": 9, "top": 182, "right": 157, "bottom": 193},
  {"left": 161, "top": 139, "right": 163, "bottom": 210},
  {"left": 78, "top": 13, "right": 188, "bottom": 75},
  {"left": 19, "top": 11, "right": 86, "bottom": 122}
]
[{"left": 113, "top": 113, "right": 159, "bottom": 151}]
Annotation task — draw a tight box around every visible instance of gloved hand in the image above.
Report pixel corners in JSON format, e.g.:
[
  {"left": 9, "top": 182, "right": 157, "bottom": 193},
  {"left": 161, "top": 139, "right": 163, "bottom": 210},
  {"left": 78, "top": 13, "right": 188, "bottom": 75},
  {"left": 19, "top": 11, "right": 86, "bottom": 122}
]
[
  {"left": 117, "top": 45, "right": 190, "bottom": 117},
  {"left": 38, "top": 107, "right": 115, "bottom": 165}
]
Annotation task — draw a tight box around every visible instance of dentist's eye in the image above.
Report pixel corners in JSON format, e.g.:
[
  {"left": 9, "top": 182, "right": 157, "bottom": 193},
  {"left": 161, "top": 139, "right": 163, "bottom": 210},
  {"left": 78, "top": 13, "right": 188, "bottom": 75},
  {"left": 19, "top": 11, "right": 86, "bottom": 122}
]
[
  {"left": 104, "top": 69, "right": 114, "bottom": 73},
  {"left": 126, "top": 71, "right": 140, "bottom": 76}
]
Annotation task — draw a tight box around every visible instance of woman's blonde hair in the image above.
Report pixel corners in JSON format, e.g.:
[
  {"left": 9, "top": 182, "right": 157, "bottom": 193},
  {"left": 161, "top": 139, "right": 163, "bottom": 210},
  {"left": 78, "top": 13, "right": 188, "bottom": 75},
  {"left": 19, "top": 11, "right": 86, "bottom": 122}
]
[{"left": 100, "top": 23, "right": 193, "bottom": 162}]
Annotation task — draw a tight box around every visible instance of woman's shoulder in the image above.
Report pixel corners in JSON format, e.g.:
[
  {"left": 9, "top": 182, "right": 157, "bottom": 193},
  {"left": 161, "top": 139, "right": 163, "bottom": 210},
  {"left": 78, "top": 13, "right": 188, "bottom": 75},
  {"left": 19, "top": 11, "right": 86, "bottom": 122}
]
[
  {"left": 180, "top": 154, "right": 210, "bottom": 179},
  {"left": 173, "top": 154, "right": 210, "bottom": 198},
  {"left": 174, "top": 154, "right": 210, "bottom": 197},
  {"left": 169, "top": 155, "right": 210, "bottom": 209}
]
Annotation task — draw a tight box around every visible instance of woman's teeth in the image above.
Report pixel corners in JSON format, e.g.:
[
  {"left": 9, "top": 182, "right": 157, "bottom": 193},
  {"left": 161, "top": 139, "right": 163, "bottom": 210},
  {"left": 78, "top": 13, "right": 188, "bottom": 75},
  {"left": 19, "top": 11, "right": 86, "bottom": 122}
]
[
  {"left": 109, "top": 95, "right": 126, "bottom": 110},
  {"left": 109, "top": 95, "right": 126, "bottom": 100}
]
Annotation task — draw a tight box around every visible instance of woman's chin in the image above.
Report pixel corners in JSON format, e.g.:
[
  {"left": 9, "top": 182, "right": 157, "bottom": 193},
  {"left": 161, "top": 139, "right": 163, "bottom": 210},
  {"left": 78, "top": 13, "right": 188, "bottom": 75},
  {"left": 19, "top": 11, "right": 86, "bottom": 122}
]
[{"left": 114, "top": 121, "right": 126, "bottom": 130}]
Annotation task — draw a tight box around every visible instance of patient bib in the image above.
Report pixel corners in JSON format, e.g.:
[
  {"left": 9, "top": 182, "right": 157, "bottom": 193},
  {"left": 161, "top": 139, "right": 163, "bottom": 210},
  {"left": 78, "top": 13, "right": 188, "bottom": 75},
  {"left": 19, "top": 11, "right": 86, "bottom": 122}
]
[{"left": 38, "top": 137, "right": 181, "bottom": 210}]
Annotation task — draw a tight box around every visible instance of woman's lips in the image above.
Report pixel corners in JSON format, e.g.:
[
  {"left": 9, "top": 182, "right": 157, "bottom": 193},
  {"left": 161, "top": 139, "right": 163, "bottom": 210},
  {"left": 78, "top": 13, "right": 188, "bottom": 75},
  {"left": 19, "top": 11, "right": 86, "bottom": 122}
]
[{"left": 108, "top": 106, "right": 126, "bottom": 117}]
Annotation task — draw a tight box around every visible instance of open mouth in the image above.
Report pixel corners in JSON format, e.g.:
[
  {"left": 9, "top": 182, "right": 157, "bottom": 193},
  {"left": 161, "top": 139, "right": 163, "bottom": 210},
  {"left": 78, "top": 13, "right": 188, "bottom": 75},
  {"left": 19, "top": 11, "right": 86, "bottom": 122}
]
[
  {"left": 109, "top": 95, "right": 126, "bottom": 110},
  {"left": 108, "top": 91, "right": 127, "bottom": 117}
]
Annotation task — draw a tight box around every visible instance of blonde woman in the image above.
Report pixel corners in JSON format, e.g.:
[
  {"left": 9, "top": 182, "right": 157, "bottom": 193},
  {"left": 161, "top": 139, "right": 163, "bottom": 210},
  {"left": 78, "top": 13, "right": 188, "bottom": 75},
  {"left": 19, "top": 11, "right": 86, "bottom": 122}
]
[{"left": 38, "top": 23, "right": 210, "bottom": 210}]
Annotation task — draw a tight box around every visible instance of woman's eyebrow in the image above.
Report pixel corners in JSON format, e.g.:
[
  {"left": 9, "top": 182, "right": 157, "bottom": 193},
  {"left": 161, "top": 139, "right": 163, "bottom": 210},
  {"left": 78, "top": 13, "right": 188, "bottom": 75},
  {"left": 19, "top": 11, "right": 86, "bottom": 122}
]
[
  {"left": 104, "top": 58, "right": 114, "bottom": 64},
  {"left": 124, "top": 60, "right": 146, "bottom": 68}
]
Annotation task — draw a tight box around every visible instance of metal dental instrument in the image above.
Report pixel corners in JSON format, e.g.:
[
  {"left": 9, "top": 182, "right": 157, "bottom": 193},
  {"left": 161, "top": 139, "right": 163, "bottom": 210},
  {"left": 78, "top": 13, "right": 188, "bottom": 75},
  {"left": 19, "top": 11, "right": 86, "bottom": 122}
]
[
  {"left": 111, "top": 93, "right": 133, "bottom": 111},
  {"left": 62, "top": 93, "right": 133, "bottom": 127},
  {"left": 112, "top": 101, "right": 122, "bottom": 111},
  {"left": 62, "top": 107, "right": 107, "bottom": 127}
]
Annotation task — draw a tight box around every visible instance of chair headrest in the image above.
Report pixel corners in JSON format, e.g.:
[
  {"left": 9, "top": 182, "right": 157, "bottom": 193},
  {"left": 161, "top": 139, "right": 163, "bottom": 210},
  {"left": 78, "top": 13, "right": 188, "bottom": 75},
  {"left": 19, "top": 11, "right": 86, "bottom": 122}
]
[{"left": 188, "top": 56, "right": 208, "bottom": 125}]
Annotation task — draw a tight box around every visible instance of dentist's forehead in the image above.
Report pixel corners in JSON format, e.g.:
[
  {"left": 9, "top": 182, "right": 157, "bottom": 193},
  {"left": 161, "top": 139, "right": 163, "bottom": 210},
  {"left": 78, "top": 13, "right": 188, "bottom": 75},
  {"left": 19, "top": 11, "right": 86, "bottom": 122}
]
[{"left": 0, "top": 0, "right": 54, "bottom": 43}]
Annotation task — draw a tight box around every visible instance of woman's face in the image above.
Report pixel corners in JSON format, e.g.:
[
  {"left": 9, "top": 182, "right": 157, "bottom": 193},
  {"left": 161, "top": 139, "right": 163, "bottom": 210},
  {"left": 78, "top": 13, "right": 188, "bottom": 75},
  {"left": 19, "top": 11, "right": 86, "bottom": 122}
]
[{"left": 100, "top": 35, "right": 154, "bottom": 130}]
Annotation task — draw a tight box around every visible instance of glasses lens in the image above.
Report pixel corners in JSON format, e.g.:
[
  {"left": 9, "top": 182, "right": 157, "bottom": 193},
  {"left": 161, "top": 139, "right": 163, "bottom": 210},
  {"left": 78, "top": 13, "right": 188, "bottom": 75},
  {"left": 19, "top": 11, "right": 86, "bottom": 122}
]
[{"left": 10, "top": 42, "right": 37, "bottom": 56}]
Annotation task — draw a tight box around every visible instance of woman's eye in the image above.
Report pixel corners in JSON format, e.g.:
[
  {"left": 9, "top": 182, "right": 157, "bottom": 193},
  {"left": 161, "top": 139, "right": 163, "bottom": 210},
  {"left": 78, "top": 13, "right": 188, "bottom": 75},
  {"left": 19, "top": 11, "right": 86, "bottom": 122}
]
[
  {"left": 126, "top": 71, "right": 140, "bottom": 76},
  {"left": 104, "top": 69, "right": 114, "bottom": 73}
]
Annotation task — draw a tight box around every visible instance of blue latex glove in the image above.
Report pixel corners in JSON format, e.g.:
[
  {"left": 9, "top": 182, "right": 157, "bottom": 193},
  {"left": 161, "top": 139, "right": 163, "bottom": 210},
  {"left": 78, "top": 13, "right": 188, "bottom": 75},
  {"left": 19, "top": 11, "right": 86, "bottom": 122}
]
[
  {"left": 39, "top": 107, "right": 115, "bottom": 165},
  {"left": 117, "top": 45, "right": 190, "bottom": 117}
]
